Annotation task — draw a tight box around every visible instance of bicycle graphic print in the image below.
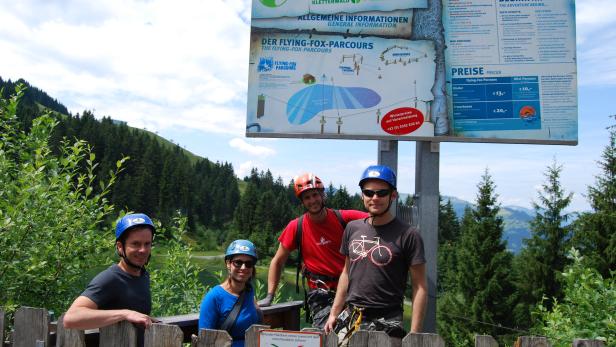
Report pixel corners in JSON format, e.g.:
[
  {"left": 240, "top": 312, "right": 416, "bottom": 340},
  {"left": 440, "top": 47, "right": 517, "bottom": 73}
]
[{"left": 349, "top": 235, "right": 392, "bottom": 266}]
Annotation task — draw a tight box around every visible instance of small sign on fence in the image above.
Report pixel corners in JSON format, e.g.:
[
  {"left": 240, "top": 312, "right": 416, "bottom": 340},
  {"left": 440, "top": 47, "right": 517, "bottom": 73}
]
[{"left": 259, "top": 329, "right": 321, "bottom": 347}]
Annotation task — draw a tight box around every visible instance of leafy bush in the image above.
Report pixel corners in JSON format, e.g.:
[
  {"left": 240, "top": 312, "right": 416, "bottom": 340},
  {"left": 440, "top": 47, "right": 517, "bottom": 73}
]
[
  {"left": 533, "top": 248, "right": 615, "bottom": 346},
  {"left": 150, "top": 213, "right": 204, "bottom": 316},
  {"left": 0, "top": 85, "right": 122, "bottom": 316}
]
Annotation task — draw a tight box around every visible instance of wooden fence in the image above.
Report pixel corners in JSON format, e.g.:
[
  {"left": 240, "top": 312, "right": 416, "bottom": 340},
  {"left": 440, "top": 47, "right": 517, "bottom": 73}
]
[{"left": 0, "top": 307, "right": 606, "bottom": 347}]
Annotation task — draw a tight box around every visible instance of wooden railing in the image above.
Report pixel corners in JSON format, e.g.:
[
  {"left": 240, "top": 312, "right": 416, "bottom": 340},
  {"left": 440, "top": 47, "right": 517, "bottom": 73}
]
[{"left": 1, "top": 306, "right": 606, "bottom": 347}]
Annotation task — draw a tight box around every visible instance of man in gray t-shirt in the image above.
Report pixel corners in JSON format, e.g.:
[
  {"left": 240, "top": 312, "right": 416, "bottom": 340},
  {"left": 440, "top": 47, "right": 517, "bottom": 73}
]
[
  {"left": 64, "top": 213, "right": 157, "bottom": 341},
  {"left": 325, "top": 165, "right": 427, "bottom": 341}
]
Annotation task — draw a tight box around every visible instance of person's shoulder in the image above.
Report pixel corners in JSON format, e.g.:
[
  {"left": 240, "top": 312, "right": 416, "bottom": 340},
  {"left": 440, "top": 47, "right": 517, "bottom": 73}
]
[
  {"left": 396, "top": 220, "right": 422, "bottom": 240},
  {"left": 284, "top": 215, "right": 301, "bottom": 229},
  {"left": 347, "top": 218, "right": 368, "bottom": 228},
  {"left": 204, "top": 284, "right": 225, "bottom": 299},
  {"left": 90, "top": 264, "right": 120, "bottom": 282}
]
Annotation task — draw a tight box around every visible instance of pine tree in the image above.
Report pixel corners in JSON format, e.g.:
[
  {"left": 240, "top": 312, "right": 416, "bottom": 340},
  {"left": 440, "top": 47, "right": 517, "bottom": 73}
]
[
  {"left": 438, "top": 170, "right": 515, "bottom": 344},
  {"left": 329, "top": 185, "right": 353, "bottom": 209},
  {"left": 571, "top": 116, "right": 616, "bottom": 277},
  {"left": 437, "top": 197, "right": 460, "bottom": 293},
  {"left": 513, "top": 160, "right": 573, "bottom": 326}
]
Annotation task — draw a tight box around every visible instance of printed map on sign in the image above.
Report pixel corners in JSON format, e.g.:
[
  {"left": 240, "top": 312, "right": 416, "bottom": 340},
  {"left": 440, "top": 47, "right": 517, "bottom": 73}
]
[
  {"left": 246, "top": 32, "right": 436, "bottom": 137},
  {"left": 253, "top": 0, "right": 427, "bottom": 19}
]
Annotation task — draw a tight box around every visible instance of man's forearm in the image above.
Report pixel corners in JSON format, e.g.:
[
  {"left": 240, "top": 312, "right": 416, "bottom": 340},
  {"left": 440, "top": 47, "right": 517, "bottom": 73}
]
[
  {"left": 410, "top": 286, "right": 427, "bottom": 332},
  {"left": 267, "top": 257, "right": 283, "bottom": 295},
  {"left": 63, "top": 307, "right": 128, "bottom": 330}
]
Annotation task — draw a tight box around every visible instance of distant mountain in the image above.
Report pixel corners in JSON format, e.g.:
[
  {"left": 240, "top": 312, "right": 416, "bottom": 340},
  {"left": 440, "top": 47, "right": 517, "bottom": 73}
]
[{"left": 441, "top": 195, "right": 533, "bottom": 253}]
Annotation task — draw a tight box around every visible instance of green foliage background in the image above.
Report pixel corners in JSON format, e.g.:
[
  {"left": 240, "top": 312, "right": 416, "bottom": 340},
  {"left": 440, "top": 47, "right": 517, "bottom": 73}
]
[
  {"left": 0, "top": 85, "right": 118, "bottom": 318},
  {"left": 1, "top": 79, "right": 614, "bottom": 346}
]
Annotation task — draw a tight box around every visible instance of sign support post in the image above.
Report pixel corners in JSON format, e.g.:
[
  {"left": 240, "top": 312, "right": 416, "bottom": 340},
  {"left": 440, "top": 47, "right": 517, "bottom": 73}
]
[
  {"left": 415, "top": 141, "right": 439, "bottom": 333},
  {"left": 378, "top": 140, "right": 399, "bottom": 214}
]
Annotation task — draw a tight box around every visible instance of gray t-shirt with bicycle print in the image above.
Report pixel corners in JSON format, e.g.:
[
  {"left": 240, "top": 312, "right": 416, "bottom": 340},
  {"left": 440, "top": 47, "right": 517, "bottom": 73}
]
[{"left": 341, "top": 217, "right": 425, "bottom": 310}]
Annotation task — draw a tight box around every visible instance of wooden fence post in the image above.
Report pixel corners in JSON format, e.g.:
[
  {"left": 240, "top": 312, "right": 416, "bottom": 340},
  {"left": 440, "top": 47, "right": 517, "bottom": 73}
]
[
  {"left": 245, "top": 324, "right": 270, "bottom": 347},
  {"left": 13, "top": 307, "right": 49, "bottom": 347},
  {"left": 476, "top": 335, "right": 499, "bottom": 347},
  {"left": 0, "top": 308, "right": 4, "bottom": 347},
  {"left": 191, "top": 329, "right": 232, "bottom": 347},
  {"left": 99, "top": 320, "right": 137, "bottom": 347},
  {"left": 572, "top": 339, "right": 606, "bottom": 347},
  {"left": 402, "top": 332, "right": 445, "bottom": 347},
  {"left": 56, "top": 314, "right": 86, "bottom": 347},
  {"left": 301, "top": 327, "right": 338, "bottom": 347},
  {"left": 144, "top": 323, "right": 183, "bottom": 347},
  {"left": 515, "top": 336, "right": 551, "bottom": 347},
  {"left": 348, "top": 330, "right": 391, "bottom": 347}
]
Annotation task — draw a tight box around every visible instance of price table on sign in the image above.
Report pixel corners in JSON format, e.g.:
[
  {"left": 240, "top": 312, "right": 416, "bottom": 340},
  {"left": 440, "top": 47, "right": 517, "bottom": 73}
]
[{"left": 451, "top": 76, "right": 541, "bottom": 132}]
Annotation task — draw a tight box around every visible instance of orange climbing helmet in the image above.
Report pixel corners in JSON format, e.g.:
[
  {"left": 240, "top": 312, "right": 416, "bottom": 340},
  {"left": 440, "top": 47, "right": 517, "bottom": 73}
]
[{"left": 293, "top": 173, "right": 325, "bottom": 198}]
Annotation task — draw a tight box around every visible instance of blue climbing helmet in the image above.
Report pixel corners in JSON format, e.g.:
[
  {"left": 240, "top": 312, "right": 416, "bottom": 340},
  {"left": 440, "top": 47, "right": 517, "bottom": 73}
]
[
  {"left": 225, "top": 239, "right": 258, "bottom": 261},
  {"left": 359, "top": 165, "right": 397, "bottom": 190},
  {"left": 115, "top": 213, "right": 155, "bottom": 240}
]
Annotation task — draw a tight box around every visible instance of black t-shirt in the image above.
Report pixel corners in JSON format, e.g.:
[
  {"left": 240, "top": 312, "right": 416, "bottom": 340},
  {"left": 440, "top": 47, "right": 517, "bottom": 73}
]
[
  {"left": 81, "top": 264, "right": 151, "bottom": 346},
  {"left": 341, "top": 217, "right": 425, "bottom": 309},
  {"left": 81, "top": 264, "right": 151, "bottom": 314}
]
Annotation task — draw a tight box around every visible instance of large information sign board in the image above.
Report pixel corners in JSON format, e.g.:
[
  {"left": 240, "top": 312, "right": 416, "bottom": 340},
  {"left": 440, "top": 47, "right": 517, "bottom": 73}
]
[
  {"left": 247, "top": 32, "right": 436, "bottom": 137},
  {"left": 246, "top": 0, "right": 578, "bottom": 144},
  {"left": 444, "top": 0, "right": 577, "bottom": 143}
]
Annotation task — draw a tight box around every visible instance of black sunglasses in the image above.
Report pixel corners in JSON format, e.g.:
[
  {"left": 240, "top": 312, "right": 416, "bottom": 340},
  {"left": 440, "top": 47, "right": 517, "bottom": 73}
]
[
  {"left": 231, "top": 259, "right": 255, "bottom": 269},
  {"left": 362, "top": 189, "right": 391, "bottom": 198}
]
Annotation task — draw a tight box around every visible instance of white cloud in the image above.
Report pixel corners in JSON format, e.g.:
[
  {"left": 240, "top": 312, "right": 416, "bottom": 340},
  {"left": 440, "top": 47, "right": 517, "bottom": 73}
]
[
  {"left": 229, "top": 138, "right": 276, "bottom": 157},
  {"left": 236, "top": 160, "right": 257, "bottom": 178},
  {"left": 0, "top": 0, "right": 250, "bottom": 134},
  {"left": 576, "top": 0, "right": 616, "bottom": 85}
]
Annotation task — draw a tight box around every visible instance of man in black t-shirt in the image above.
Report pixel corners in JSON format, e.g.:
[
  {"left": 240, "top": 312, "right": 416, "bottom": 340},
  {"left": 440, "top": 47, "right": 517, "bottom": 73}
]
[
  {"left": 64, "top": 213, "right": 157, "bottom": 336},
  {"left": 324, "top": 165, "right": 427, "bottom": 343}
]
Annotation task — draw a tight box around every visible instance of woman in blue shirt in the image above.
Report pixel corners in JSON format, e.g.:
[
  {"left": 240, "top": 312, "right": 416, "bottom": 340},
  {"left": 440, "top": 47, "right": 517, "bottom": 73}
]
[{"left": 199, "top": 240, "right": 263, "bottom": 347}]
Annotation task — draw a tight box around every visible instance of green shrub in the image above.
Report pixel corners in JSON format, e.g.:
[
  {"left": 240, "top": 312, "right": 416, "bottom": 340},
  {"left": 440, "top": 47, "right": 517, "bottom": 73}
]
[
  {"left": 533, "top": 248, "right": 615, "bottom": 346},
  {"left": 0, "top": 84, "right": 122, "bottom": 316},
  {"left": 150, "top": 213, "right": 204, "bottom": 316}
]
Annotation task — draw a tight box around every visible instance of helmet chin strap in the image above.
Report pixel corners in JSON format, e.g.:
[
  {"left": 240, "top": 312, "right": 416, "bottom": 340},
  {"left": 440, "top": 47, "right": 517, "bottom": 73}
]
[
  {"left": 369, "top": 198, "right": 393, "bottom": 219},
  {"left": 117, "top": 246, "right": 149, "bottom": 271}
]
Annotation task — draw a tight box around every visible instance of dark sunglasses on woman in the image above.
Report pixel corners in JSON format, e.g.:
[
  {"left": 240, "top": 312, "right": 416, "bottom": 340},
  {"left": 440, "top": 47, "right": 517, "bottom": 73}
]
[{"left": 231, "top": 259, "right": 255, "bottom": 269}]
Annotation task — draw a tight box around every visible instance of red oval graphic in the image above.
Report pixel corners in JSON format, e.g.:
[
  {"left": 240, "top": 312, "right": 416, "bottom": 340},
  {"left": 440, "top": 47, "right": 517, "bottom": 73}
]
[{"left": 380, "top": 107, "right": 424, "bottom": 135}]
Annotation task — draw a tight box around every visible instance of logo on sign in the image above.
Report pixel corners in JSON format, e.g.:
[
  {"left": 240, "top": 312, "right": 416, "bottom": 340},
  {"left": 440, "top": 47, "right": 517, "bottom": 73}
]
[
  {"left": 259, "top": 0, "right": 288, "bottom": 8},
  {"left": 258, "top": 57, "right": 274, "bottom": 72}
]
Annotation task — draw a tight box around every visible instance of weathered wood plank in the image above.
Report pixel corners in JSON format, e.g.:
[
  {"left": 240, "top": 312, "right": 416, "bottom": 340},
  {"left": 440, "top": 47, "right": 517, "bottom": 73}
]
[
  {"left": 572, "top": 339, "right": 606, "bottom": 347},
  {"left": 515, "top": 336, "right": 551, "bottom": 347},
  {"left": 192, "top": 328, "right": 232, "bottom": 347},
  {"left": 323, "top": 330, "right": 339, "bottom": 347},
  {"left": 300, "top": 327, "right": 338, "bottom": 347},
  {"left": 402, "top": 333, "right": 445, "bottom": 347},
  {"left": 348, "top": 330, "right": 391, "bottom": 347},
  {"left": 245, "top": 324, "right": 269, "bottom": 347},
  {"left": 476, "top": 335, "right": 499, "bottom": 347},
  {"left": 99, "top": 320, "right": 137, "bottom": 347},
  {"left": 0, "top": 308, "right": 4, "bottom": 347},
  {"left": 56, "top": 314, "right": 86, "bottom": 347},
  {"left": 13, "top": 307, "right": 49, "bottom": 347},
  {"left": 144, "top": 323, "right": 183, "bottom": 347}
]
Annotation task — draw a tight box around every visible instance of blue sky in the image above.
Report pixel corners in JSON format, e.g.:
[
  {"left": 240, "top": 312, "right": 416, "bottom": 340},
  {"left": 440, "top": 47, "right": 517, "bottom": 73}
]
[{"left": 0, "top": 0, "right": 614, "bottom": 212}]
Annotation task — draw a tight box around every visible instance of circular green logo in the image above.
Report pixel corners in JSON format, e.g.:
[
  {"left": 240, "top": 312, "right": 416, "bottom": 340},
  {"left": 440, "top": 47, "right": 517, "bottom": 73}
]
[
  {"left": 351, "top": 0, "right": 361, "bottom": 3},
  {"left": 259, "top": 0, "right": 289, "bottom": 8}
]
